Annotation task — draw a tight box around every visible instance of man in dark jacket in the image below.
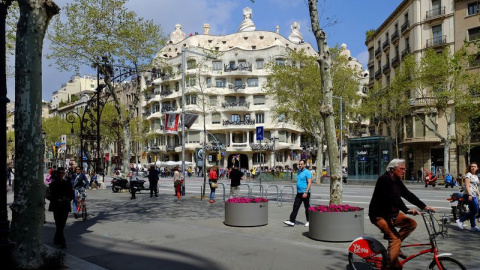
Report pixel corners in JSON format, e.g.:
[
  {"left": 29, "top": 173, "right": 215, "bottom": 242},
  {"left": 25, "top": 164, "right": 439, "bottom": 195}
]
[
  {"left": 148, "top": 165, "right": 159, "bottom": 197},
  {"left": 369, "top": 159, "right": 435, "bottom": 270},
  {"left": 229, "top": 165, "right": 244, "bottom": 198},
  {"left": 48, "top": 167, "right": 74, "bottom": 248}
]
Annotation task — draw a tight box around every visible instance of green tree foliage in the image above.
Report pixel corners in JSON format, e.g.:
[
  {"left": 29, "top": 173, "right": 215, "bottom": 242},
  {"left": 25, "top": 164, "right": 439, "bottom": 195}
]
[{"left": 47, "top": 0, "right": 166, "bottom": 172}]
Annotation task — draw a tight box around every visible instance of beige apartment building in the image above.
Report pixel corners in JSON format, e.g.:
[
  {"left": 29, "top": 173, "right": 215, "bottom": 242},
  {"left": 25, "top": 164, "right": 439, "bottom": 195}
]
[
  {"left": 143, "top": 8, "right": 318, "bottom": 171},
  {"left": 366, "top": 0, "right": 479, "bottom": 179}
]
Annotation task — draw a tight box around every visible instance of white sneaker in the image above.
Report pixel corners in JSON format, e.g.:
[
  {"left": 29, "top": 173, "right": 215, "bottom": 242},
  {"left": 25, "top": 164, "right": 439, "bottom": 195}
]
[
  {"left": 304, "top": 222, "right": 309, "bottom": 227},
  {"left": 283, "top": 220, "right": 294, "bottom": 226},
  {"left": 456, "top": 219, "right": 464, "bottom": 230},
  {"left": 470, "top": 226, "right": 480, "bottom": 232}
]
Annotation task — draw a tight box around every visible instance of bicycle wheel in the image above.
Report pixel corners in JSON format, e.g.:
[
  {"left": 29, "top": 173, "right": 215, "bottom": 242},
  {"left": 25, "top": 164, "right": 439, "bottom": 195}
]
[
  {"left": 348, "top": 251, "right": 386, "bottom": 270},
  {"left": 82, "top": 204, "right": 87, "bottom": 221},
  {"left": 428, "top": 257, "right": 466, "bottom": 270}
]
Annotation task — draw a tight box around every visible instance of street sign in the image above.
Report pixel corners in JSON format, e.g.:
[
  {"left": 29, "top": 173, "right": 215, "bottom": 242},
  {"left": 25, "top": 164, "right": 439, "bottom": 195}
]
[
  {"left": 60, "top": 135, "right": 67, "bottom": 150},
  {"left": 55, "top": 141, "right": 60, "bottom": 147},
  {"left": 256, "top": 126, "right": 264, "bottom": 141}
]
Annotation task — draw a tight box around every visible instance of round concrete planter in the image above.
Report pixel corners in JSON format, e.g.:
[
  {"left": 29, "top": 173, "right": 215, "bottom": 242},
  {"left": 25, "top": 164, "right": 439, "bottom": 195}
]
[
  {"left": 224, "top": 202, "right": 268, "bottom": 227},
  {"left": 309, "top": 209, "right": 364, "bottom": 242}
]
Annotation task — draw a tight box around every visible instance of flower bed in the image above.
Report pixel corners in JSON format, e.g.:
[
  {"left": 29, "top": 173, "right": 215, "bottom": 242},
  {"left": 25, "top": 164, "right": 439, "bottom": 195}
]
[
  {"left": 224, "top": 197, "right": 268, "bottom": 227},
  {"left": 309, "top": 204, "right": 364, "bottom": 242}
]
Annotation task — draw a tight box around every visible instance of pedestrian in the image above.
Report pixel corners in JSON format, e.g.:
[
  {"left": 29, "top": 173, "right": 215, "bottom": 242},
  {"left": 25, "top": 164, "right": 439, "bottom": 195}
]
[
  {"left": 456, "top": 162, "right": 480, "bottom": 232},
  {"left": 48, "top": 167, "right": 74, "bottom": 249},
  {"left": 71, "top": 166, "right": 89, "bottom": 216},
  {"left": 417, "top": 169, "right": 422, "bottom": 183},
  {"left": 283, "top": 159, "right": 312, "bottom": 227},
  {"left": 369, "top": 159, "right": 436, "bottom": 270},
  {"left": 229, "top": 165, "right": 244, "bottom": 198},
  {"left": 173, "top": 167, "right": 182, "bottom": 201},
  {"left": 128, "top": 163, "right": 138, "bottom": 199},
  {"left": 148, "top": 165, "right": 159, "bottom": 197},
  {"left": 89, "top": 171, "right": 98, "bottom": 189},
  {"left": 7, "top": 165, "right": 14, "bottom": 186},
  {"left": 208, "top": 165, "right": 218, "bottom": 203}
]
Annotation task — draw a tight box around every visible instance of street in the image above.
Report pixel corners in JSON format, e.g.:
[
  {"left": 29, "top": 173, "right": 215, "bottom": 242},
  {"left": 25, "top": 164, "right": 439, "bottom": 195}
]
[{"left": 7, "top": 178, "right": 480, "bottom": 269}]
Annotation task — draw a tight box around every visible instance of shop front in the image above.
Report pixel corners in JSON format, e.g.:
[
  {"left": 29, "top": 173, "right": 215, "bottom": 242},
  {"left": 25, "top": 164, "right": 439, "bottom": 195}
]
[{"left": 347, "top": 136, "right": 393, "bottom": 181}]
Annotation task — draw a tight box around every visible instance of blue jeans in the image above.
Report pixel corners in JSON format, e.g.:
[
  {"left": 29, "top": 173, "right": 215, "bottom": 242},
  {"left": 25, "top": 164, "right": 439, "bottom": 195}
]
[
  {"left": 209, "top": 182, "right": 216, "bottom": 200},
  {"left": 460, "top": 196, "right": 479, "bottom": 227}
]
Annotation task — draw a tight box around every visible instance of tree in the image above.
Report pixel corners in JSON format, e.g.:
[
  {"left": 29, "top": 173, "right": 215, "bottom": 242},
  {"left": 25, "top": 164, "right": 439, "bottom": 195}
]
[
  {"left": 307, "top": 0, "right": 342, "bottom": 204},
  {"left": 47, "top": 0, "right": 166, "bottom": 173},
  {"left": 394, "top": 47, "right": 478, "bottom": 175},
  {"left": 9, "top": 0, "right": 59, "bottom": 268}
]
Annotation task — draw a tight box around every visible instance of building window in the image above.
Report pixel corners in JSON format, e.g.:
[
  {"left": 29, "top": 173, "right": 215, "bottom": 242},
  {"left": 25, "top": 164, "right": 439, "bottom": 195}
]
[
  {"left": 175, "top": 82, "right": 179, "bottom": 91},
  {"left": 187, "top": 77, "right": 196, "bottom": 87},
  {"left": 212, "top": 113, "right": 221, "bottom": 124},
  {"left": 368, "top": 47, "right": 374, "bottom": 60},
  {"left": 216, "top": 78, "right": 226, "bottom": 88},
  {"left": 255, "top": 113, "right": 265, "bottom": 124},
  {"left": 253, "top": 95, "right": 265, "bottom": 105},
  {"left": 468, "top": 26, "right": 480, "bottom": 41},
  {"left": 206, "top": 77, "right": 212, "bottom": 87},
  {"left": 275, "top": 58, "right": 286, "bottom": 66},
  {"left": 247, "top": 78, "right": 258, "bottom": 87},
  {"left": 414, "top": 115, "right": 425, "bottom": 137},
  {"left": 405, "top": 116, "right": 413, "bottom": 138},
  {"left": 278, "top": 131, "right": 286, "bottom": 142},
  {"left": 188, "top": 131, "right": 200, "bottom": 143},
  {"left": 212, "top": 61, "right": 222, "bottom": 70},
  {"left": 468, "top": 2, "right": 480, "bottom": 15},
  {"left": 291, "top": 133, "right": 297, "bottom": 144},
  {"left": 235, "top": 79, "right": 243, "bottom": 87},
  {"left": 256, "top": 59, "right": 264, "bottom": 69},
  {"left": 209, "top": 96, "right": 217, "bottom": 107},
  {"left": 231, "top": 114, "right": 240, "bottom": 123},
  {"left": 277, "top": 113, "right": 285, "bottom": 122},
  {"left": 186, "top": 94, "right": 197, "bottom": 105},
  {"left": 187, "top": 59, "right": 196, "bottom": 70}
]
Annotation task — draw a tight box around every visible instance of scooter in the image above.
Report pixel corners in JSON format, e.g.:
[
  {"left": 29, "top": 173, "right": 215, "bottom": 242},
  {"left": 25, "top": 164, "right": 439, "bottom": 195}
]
[
  {"left": 424, "top": 172, "right": 437, "bottom": 187},
  {"left": 447, "top": 192, "right": 467, "bottom": 220},
  {"left": 444, "top": 174, "right": 456, "bottom": 188}
]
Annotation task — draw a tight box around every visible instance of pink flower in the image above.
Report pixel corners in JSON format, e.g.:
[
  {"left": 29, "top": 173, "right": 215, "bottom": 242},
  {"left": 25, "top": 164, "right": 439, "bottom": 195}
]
[
  {"left": 308, "top": 204, "right": 363, "bottom": 213},
  {"left": 226, "top": 197, "right": 268, "bottom": 203}
]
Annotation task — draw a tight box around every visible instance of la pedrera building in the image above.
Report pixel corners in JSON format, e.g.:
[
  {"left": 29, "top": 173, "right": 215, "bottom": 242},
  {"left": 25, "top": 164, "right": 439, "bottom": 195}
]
[{"left": 142, "top": 7, "right": 319, "bottom": 171}]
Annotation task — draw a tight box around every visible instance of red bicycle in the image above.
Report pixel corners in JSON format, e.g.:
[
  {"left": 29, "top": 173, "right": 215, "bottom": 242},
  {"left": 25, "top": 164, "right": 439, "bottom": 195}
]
[
  {"left": 347, "top": 211, "right": 466, "bottom": 269},
  {"left": 74, "top": 187, "right": 87, "bottom": 221}
]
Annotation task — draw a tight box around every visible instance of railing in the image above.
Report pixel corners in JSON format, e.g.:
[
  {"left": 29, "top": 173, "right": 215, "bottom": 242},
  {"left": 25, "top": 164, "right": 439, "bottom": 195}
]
[
  {"left": 221, "top": 101, "right": 250, "bottom": 108},
  {"left": 166, "top": 144, "right": 176, "bottom": 151},
  {"left": 250, "top": 143, "right": 274, "bottom": 151},
  {"left": 374, "top": 68, "right": 382, "bottom": 79},
  {"left": 426, "top": 35, "right": 447, "bottom": 48},
  {"left": 391, "top": 29, "right": 399, "bottom": 43},
  {"left": 228, "top": 83, "right": 246, "bottom": 91},
  {"left": 160, "top": 89, "right": 173, "bottom": 96},
  {"left": 401, "top": 47, "right": 410, "bottom": 59},
  {"left": 222, "top": 119, "right": 255, "bottom": 126},
  {"left": 382, "top": 62, "right": 391, "bottom": 74},
  {"left": 426, "top": 6, "right": 445, "bottom": 21},
  {"left": 408, "top": 97, "right": 437, "bottom": 107},
  {"left": 401, "top": 20, "right": 410, "bottom": 33},
  {"left": 161, "top": 106, "right": 177, "bottom": 113},
  {"left": 374, "top": 47, "right": 381, "bottom": 57},
  {"left": 224, "top": 62, "right": 252, "bottom": 72},
  {"left": 391, "top": 55, "right": 400, "bottom": 67},
  {"left": 382, "top": 39, "right": 390, "bottom": 50}
]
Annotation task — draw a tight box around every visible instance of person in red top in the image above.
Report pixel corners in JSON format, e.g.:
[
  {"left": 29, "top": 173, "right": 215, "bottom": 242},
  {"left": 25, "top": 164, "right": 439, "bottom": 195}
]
[{"left": 208, "top": 165, "right": 218, "bottom": 203}]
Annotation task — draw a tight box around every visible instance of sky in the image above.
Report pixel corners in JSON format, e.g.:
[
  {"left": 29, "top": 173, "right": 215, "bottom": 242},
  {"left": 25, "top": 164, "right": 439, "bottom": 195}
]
[{"left": 6, "top": 0, "right": 404, "bottom": 102}]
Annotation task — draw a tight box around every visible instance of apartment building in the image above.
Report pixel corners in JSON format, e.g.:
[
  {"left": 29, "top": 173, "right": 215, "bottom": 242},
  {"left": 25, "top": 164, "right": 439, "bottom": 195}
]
[
  {"left": 50, "top": 74, "right": 98, "bottom": 116},
  {"left": 143, "top": 8, "right": 318, "bottom": 171},
  {"left": 366, "top": 0, "right": 480, "bottom": 179}
]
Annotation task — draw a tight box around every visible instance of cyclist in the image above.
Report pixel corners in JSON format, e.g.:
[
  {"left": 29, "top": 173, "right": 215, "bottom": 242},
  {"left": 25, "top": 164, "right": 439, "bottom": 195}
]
[
  {"left": 71, "top": 166, "right": 89, "bottom": 216},
  {"left": 369, "top": 159, "right": 436, "bottom": 270}
]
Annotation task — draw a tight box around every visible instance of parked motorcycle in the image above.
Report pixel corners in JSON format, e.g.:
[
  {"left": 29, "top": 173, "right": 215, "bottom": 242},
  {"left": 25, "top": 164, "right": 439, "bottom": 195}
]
[
  {"left": 444, "top": 174, "right": 456, "bottom": 188},
  {"left": 424, "top": 172, "right": 437, "bottom": 187},
  {"left": 447, "top": 192, "right": 467, "bottom": 220},
  {"left": 111, "top": 176, "right": 147, "bottom": 193}
]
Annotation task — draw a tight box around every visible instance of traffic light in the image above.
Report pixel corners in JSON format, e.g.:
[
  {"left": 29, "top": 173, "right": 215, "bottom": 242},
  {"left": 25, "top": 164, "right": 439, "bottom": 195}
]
[
  {"left": 154, "top": 156, "right": 157, "bottom": 162},
  {"left": 217, "top": 153, "right": 221, "bottom": 160}
]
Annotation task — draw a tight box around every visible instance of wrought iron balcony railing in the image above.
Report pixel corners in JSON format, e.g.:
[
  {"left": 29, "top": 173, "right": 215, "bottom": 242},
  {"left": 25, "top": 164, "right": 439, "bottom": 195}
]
[
  {"left": 374, "top": 47, "right": 381, "bottom": 58},
  {"left": 224, "top": 62, "right": 253, "bottom": 72},
  {"left": 374, "top": 68, "right": 382, "bottom": 79},
  {"left": 221, "top": 101, "right": 250, "bottom": 108},
  {"left": 401, "top": 47, "right": 410, "bottom": 59},
  {"left": 401, "top": 20, "right": 410, "bottom": 34},
  {"left": 222, "top": 119, "right": 255, "bottom": 126},
  {"left": 382, "top": 62, "right": 391, "bottom": 74},
  {"left": 391, "top": 55, "right": 400, "bottom": 67},
  {"left": 391, "top": 30, "right": 399, "bottom": 44},
  {"left": 426, "top": 35, "right": 447, "bottom": 48},
  {"left": 382, "top": 39, "right": 390, "bottom": 51},
  {"left": 425, "top": 6, "right": 445, "bottom": 21}
]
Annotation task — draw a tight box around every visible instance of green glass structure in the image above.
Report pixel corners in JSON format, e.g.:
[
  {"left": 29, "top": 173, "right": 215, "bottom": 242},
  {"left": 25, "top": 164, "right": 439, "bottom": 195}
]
[{"left": 347, "top": 136, "right": 393, "bottom": 181}]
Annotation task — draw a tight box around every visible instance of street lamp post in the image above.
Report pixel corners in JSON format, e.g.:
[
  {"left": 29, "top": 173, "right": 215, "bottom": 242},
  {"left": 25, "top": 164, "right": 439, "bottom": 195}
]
[{"left": 181, "top": 47, "right": 216, "bottom": 196}]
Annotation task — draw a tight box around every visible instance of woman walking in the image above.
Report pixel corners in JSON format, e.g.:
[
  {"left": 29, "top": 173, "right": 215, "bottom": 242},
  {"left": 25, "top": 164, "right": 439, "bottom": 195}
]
[
  {"left": 48, "top": 167, "right": 74, "bottom": 248},
  {"left": 208, "top": 165, "right": 218, "bottom": 203},
  {"left": 456, "top": 162, "right": 480, "bottom": 232},
  {"left": 173, "top": 167, "right": 182, "bottom": 202}
]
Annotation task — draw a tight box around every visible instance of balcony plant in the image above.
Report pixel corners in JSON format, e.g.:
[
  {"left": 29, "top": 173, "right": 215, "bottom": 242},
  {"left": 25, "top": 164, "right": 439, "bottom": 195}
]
[
  {"left": 225, "top": 197, "right": 268, "bottom": 227},
  {"left": 308, "top": 204, "right": 365, "bottom": 242}
]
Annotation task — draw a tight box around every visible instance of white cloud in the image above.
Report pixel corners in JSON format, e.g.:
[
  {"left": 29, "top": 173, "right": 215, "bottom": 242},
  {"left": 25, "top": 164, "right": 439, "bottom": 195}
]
[{"left": 355, "top": 50, "right": 369, "bottom": 70}]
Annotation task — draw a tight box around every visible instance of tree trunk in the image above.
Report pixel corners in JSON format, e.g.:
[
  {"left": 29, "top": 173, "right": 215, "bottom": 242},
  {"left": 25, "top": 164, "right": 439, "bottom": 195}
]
[
  {"left": 307, "top": 0, "right": 342, "bottom": 204},
  {"left": 10, "top": 0, "right": 58, "bottom": 268},
  {"left": 314, "top": 133, "right": 323, "bottom": 184},
  {"left": 122, "top": 126, "right": 131, "bottom": 173}
]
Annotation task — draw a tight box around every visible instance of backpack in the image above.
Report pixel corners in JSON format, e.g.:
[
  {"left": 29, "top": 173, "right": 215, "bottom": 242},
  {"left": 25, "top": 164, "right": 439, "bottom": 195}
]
[{"left": 209, "top": 170, "right": 217, "bottom": 180}]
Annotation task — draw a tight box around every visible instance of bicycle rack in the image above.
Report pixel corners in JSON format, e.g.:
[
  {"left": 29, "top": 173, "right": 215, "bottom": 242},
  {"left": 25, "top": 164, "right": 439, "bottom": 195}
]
[
  {"left": 249, "top": 184, "right": 264, "bottom": 198},
  {"left": 279, "top": 185, "right": 295, "bottom": 206},
  {"left": 265, "top": 185, "right": 279, "bottom": 204}
]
